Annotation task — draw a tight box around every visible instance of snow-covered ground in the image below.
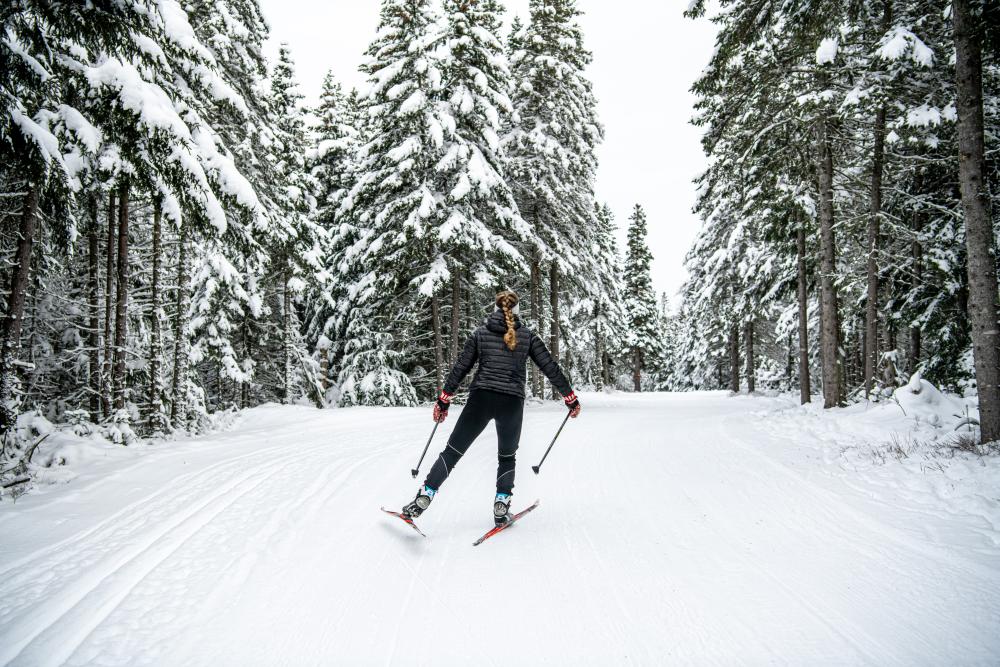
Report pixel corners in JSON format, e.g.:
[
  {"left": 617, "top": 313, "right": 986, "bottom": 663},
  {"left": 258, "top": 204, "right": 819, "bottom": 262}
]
[{"left": 1, "top": 391, "right": 998, "bottom": 666}]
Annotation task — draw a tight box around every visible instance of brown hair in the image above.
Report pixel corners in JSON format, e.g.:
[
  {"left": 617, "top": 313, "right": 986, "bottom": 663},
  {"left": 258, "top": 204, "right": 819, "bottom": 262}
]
[{"left": 496, "top": 290, "right": 519, "bottom": 351}]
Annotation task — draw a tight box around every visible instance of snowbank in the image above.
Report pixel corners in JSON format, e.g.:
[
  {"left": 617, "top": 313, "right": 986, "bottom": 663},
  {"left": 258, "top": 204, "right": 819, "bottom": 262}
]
[
  {"left": 747, "top": 376, "right": 997, "bottom": 550},
  {"left": 0, "top": 406, "right": 253, "bottom": 501}
]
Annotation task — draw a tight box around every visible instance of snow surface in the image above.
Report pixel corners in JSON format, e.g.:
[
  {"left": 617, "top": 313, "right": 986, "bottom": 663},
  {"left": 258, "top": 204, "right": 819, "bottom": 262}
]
[{"left": 1, "top": 392, "right": 998, "bottom": 665}]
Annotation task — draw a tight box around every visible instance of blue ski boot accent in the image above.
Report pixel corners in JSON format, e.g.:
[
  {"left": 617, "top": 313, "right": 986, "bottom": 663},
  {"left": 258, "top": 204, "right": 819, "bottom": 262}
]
[
  {"left": 493, "top": 493, "right": 512, "bottom": 526},
  {"left": 402, "top": 485, "right": 436, "bottom": 518}
]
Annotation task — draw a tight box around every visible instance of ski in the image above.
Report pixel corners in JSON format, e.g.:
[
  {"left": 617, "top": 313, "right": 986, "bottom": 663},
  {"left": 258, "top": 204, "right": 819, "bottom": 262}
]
[
  {"left": 381, "top": 507, "right": 427, "bottom": 537},
  {"left": 472, "top": 499, "right": 540, "bottom": 546}
]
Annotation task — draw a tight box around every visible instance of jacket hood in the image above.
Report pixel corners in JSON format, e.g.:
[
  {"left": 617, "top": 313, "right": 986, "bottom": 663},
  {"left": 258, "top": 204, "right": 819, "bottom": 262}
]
[{"left": 485, "top": 309, "right": 521, "bottom": 334}]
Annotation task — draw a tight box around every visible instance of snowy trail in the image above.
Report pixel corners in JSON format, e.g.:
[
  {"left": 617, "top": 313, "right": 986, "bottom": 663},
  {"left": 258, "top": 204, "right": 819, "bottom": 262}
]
[{"left": 1, "top": 394, "right": 998, "bottom": 665}]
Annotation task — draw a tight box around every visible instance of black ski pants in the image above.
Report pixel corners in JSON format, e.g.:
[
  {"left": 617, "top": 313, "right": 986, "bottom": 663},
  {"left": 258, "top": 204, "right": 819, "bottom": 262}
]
[{"left": 424, "top": 389, "right": 524, "bottom": 495}]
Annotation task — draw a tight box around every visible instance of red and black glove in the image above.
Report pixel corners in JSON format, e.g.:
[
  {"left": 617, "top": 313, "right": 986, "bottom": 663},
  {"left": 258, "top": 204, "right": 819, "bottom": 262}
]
[
  {"left": 433, "top": 391, "right": 453, "bottom": 423},
  {"left": 563, "top": 391, "right": 581, "bottom": 418}
]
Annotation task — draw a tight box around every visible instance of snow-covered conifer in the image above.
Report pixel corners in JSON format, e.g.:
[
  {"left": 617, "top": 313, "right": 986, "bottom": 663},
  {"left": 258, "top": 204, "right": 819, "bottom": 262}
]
[
  {"left": 505, "top": 0, "right": 603, "bottom": 395},
  {"left": 333, "top": 0, "right": 446, "bottom": 405},
  {"left": 623, "top": 205, "right": 660, "bottom": 392}
]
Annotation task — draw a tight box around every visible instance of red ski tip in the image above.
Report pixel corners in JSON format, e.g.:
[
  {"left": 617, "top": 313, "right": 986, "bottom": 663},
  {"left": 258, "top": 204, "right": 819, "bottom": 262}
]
[
  {"left": 472, "top": 499, "right": 540, "bottom": 546},
  {"left": 381, "top": 507, "right": 427, "bottom": 537}
]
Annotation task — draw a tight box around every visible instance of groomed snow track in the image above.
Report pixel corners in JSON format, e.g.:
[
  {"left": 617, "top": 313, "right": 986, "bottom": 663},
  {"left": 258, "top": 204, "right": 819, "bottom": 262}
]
[{"left": 1, "top": 393, "right": 998, "bottom": 665}]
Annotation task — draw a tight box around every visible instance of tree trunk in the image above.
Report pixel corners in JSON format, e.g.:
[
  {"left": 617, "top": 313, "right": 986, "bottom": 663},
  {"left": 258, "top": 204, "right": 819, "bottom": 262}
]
[
  {"left": 149, "top": 198, "right": 163, "bottom": 429},
  {"left": 796, "top": 222, "right": 811, "bottom": 404},
  {"left": 882, "top": 317, "right": 898, "bottom": 388},
  {"left": 432, "top": 295, "right": 443, "bottom": 394},
  {"left": 103, "top": 190, "right": 116, "bottom": 416},
  {"left": 953, "top": 0, "right": 1000, "bottom": 442},
  {"left": 112, "top": 181, "right": 129, "bottom": 411},
  {"left": 170, "top": 224, "right": 189, "bottom": 427},
  {"left": 240, "top": 319, "right": 250, "bottom": 409},
  {"left": 816, "top": 117, "right": 843, "bottom": 408},
  {"left": 729, "top": 323, "right": 740, "bottom": 393},
  {"left": 864, "top": 103, "right": 887, "bottom": 397},
  {"left": 745, "top": 319, "right": 756, "bottom": 394},
  {"left": 632, "top": 348, "right": 642, "bottom": 392},
  {"left": 549, "top": 263, "right": 560, "bottom": 399},
  {"left": 319, "top": 352, "right": 329, "bottom": 394},
  {"left": 910, "top": 188, "right": 924, "bottom": 373},
  {"left": 87, "top": 197, "right": 101, "bottom": 420},
  {"left": 863, "top": 1, "right": 893, "bottom": 396},
  {"left": 594, "top": 301, "right": 604, "bottom": 391},
  {"left": 282, "top": 268, "right": 291, "bottom": 403},
  {"left": 601, "top": 339, "right": 612, "bottom": 389},
  {"left": 530, "top": 252, "right": 542, "bottom": 396},
  {"left": 853, "top": 323, "right": 864, "bottom": 389},
  {"left": 786, "top": 333, "right": 795, "bottom": 387},
  {"left": 450, "top": 268, "right": 461, "bottom": 364},
  {"left": 0, "top": 185, "right": 39, "bottom": 433}
]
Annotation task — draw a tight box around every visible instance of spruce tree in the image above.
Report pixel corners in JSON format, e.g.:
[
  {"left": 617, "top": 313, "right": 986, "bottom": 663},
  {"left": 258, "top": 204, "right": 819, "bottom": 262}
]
[
  {"left": 587, "top": 202, "right": 624, "bottom": 389},
  {"left": 433, "top": 0, "right": 528, "bottom": 295},
  {"left": 260, "top": 45, "right": 323, "bottom": 405},
  {"left": 334, "top": 0, "right": 447, "bottom": 406},
  {"left": 953, "top": 0, "right": 1000, "bottom": 442},
  {"left": 505, "top": 0, "right": 603, "bottom": 396},
  {"left": 303, "top": 72, "right": 360, "bottom": 393},
  {"left": 310, "top": 72, "right": 358, "bottom": 232},
  {"left": 623, "top": 205, "right": 660, "bottom": 392}
]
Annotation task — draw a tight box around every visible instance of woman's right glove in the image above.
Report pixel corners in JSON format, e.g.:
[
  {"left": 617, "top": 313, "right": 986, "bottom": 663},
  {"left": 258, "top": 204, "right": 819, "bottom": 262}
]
[
  {"left": 433, "top": 391, "right": 452, "bottom": 423},
  {"left": 563, "top": 391, "right": 581, "bottom": 418}
]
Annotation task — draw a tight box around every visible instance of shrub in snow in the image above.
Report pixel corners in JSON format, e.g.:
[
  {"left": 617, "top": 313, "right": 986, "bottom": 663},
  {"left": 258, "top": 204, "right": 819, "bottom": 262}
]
[
  {"left": 893, "top": 372, "right": 969, "bottom": 427},
  {"left": 337, "top": 320, "right": 417, "bottom": 408},
  {"left": 103, "top": 409, "right": 138, "bottom": 446},
  {"left": 64, "top": 410, "right": 94, "bottom": 437}
]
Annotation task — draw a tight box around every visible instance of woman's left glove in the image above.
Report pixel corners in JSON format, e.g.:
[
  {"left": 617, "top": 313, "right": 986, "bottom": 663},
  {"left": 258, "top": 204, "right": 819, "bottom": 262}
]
[
  {"left": 563, "top": 391, "right": 581, "bottom": 418},
  {"left": 433, "top": 391, "right": 453, "bottom": 423}
]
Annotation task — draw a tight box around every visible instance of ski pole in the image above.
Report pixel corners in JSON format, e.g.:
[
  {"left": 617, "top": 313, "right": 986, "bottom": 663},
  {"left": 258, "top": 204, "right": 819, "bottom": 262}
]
[
  {"left": 531, "top": 411, "right": 571, "bottom": 475},
  {"left": 411, "top": 422, "right": 439, "bottom": 478}
]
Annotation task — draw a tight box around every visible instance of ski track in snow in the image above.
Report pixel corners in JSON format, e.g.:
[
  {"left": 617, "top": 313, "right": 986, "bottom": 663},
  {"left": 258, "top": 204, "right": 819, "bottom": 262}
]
[{"left": 0, "top": 395, "right": 998, "bottom": 665}]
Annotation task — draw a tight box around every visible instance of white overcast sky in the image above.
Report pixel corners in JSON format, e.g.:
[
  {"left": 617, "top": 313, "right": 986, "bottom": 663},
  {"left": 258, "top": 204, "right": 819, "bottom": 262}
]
[{"left": 257, "top": 0, "right": 718, "bottom": 300}]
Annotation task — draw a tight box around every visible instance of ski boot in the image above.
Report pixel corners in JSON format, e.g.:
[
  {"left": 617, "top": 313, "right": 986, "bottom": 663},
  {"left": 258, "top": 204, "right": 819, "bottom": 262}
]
[
  {"left": 402, "top": 485, "right": 436, "bottom": 519},
  {"left": 493, "top": 493, "right": 512, "bottom": 526}
]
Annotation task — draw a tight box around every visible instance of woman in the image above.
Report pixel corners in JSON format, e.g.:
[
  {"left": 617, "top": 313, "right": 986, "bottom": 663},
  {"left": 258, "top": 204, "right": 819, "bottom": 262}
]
[{"left": 401, "top": 290, "right": 581, "bottom": 526}]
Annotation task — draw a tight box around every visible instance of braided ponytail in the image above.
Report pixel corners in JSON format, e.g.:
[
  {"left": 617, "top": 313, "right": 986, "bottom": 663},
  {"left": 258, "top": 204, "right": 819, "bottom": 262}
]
[{"left": 496, "top": 290, "right": 519, "bottom": 351}]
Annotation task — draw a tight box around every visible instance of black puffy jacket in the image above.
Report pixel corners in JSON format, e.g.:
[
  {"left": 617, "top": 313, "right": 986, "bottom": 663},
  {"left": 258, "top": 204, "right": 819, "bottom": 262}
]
[{"left": 443, "top": 310, "right": 572, "bottom": 399}]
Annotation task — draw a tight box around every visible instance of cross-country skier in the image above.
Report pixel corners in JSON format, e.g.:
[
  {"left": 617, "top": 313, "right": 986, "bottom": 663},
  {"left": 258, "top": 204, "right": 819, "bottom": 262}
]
[{"left": 401, "top": 290, "right": 581, "bottom": 526}]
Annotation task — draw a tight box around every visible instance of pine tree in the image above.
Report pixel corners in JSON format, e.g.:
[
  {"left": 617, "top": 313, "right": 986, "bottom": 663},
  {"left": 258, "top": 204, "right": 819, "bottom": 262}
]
[
  {"left": 310, "top": 72, "right": 358, "bottom": 232},
  {"left": 587, "top": 202, "right": 624, "bottom": 389},
  {"left": 337, "top": 318, "right": 418, "bottom": 407},
  {"left": 623, "top": 205, "right": 659, "bottom": 392},
  {"left": 680, "top": 0, "right": 994, "bottom": 420},
  {"left": 183, "top": 0, "right": 302, "bottom": 412},
  {"left": 303, "top": 72, "right": 360, "bottom": 394},
  {"left": 258, "top": 45, "right": 323, "bottom": 405},
  {"left": 333, "top": 0, "right": 446, "bottom": 406},
  {"left": 0, "top": 1, "right": 150, "bottom": 433},
  {"left": 505, "top": 0, "right": 603, "bottom": 397},
  {"left": 434, "top": 0, "right": 528, "bottom": 294},
  {"left": 953, "top": 0, "right": 1000, "bottom": 442}
]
